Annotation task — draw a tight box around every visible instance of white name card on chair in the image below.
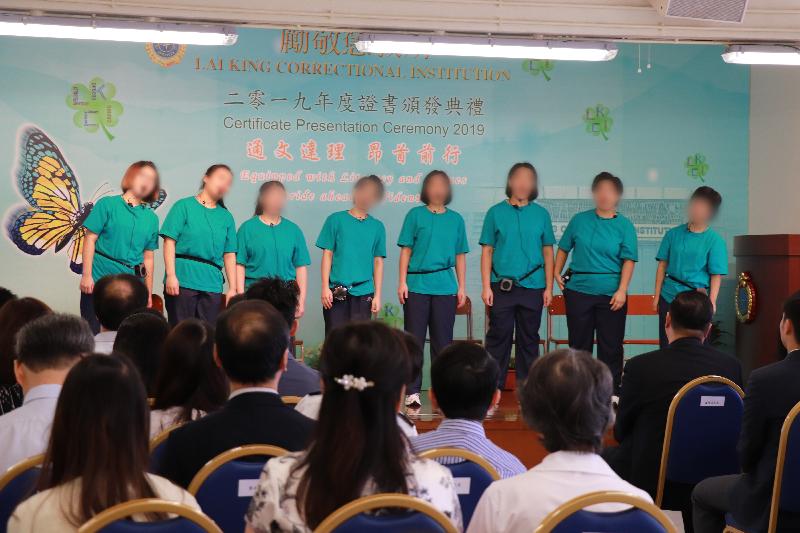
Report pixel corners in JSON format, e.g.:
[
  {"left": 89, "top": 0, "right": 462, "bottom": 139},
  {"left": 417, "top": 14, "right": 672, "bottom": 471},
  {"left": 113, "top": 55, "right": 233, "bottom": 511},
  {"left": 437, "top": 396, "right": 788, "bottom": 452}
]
[
  {"left": 238, "top": 479, "right": 259, "bottom": 497},
  {"left": 700, "top": 396, "right": 726, "bottom": 407},
  {"left": 453, "top": 477, "right": 471, "bottom": 495}
]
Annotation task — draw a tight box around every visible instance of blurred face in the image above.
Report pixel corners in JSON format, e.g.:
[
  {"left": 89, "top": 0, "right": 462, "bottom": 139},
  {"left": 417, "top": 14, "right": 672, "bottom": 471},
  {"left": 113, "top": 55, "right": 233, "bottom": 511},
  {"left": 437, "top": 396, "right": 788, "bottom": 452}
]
[
  {"left": 203, "top": 167, "right": 233, "bottom": 200},
  {"left": 260, "top": 185, "right": 286, "bottom": 216},
  {"left": 425, "top": 174, "right": 451, "bottom": 205},
  {"left": 353, "top": 180, "right": 382, "bottom": 211},
  {"left": 592, "top": 180, "right": 620, "bottom": 212},
  {"left": 687, "top": 198, "right": 714, "bottom": 225},
  {"left": 508, "top": 167, "right": 536, "bottom": 201},
  {"left": 129, "top": 165, "right": 158, "bottom": 200}
]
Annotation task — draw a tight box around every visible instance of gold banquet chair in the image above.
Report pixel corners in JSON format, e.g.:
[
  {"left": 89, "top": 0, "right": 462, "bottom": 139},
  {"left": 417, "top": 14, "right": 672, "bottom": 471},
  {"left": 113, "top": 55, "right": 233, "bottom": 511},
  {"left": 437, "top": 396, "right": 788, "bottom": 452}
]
[
  {"left": 0, "top": 454, "right": 44, "bottom": 531},
  {"left": 78, "top": 498, "right": 221, "bottom": 533},
  {"left": 314, "top": 493, "right": 458, "bottom": 533},
  {"left": 149, "top": 422, "right": 186, "bottom": 473}
]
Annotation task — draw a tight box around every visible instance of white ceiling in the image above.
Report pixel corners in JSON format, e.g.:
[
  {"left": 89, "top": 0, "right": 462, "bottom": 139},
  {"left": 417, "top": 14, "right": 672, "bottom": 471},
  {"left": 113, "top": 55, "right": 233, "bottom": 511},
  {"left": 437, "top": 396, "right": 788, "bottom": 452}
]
[{"left": 2, "top": 0, "right": 800, "bottom": 42}]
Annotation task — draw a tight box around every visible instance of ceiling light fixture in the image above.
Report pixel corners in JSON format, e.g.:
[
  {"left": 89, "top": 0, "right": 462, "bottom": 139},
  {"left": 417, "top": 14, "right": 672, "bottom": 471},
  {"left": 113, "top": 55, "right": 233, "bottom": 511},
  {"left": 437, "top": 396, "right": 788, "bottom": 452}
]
[{"left": 722, "top": 44, "right": 800, "bottom": 65}]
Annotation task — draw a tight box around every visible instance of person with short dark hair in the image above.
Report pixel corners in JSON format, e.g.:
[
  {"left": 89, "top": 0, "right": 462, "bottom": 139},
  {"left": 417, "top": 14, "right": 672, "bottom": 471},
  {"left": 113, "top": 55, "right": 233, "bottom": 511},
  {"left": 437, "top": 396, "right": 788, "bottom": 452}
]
[
  {"left": 0, "top": 314, "right": 93, "bottom": 473},
  {"left": 159, "top": 300, "right": 313, "bottom": 488},
  {"left": 398, "top": 170, "right": 469, "bottom": 407},
  {"left": 8, "top": 355, "right": 199, "bottom": 532},
  {"left": 653, "top": 186, "right": 727, "bottom": 347},
  {"left": 554, "top": 171, "right": 638, "bottom": 391},
  {"left": 316, "top": 175, "right": 386, "bottom": 333},
  {"left": 112, "top": 310, "right": 170, "bottom": 394},
  {"left": 604, "top": 291, "right": 741, "bottom": 527},
  {"left": 92, "top": 274, "right": 149, "bottom": 354},
  {"left": 411, "top": 342, "right": 525, "bottom": 478},
  {"left": 0, "top": 287, "right": 16, "bottom": 309},
  {"left": 467, "top": 349, "right": 651, "bottom": 533},
  {"left": 692, "top": 293, "right": 800, "bottom": 533},
  {"left": 481, "top": 162, "right": 556, "bottom": 386}
]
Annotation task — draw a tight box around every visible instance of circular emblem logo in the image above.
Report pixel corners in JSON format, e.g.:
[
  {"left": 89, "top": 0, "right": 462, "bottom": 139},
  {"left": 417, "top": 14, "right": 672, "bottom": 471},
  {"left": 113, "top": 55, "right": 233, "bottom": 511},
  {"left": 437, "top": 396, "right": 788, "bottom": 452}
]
[
  {"left": 145, "top": 43, "right": 186, "bottom": 68},
  {"left": 735, "top": 271, "right": 757, "bottom": 324}
]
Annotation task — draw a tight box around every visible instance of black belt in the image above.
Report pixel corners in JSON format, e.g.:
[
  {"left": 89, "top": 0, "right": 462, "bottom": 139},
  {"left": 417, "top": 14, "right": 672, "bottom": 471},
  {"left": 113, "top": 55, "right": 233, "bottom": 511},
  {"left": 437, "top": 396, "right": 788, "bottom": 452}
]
[
  {"left": 330, "top": 279, "right": 369, "bottom": 289},
  {"left": 562, "top": 268, "right": 620, "bottom": 284},
  {"left": 666, "top": 273, "right": 706, "bottom": 291},
  {"left": 176, "top": 253, "right": 222, "bottom": 271},
  {"left": 492, "top": 264, "right": 543, "bottom": 284},
  {"left": 95, "top": 249, "right": 134, "bottom": 269},
  {"left": 95, "top": 249, "right": 146, "bottom": 278},
  {"left": 408, "top": 266, "right": 452, "bottom": 275}
]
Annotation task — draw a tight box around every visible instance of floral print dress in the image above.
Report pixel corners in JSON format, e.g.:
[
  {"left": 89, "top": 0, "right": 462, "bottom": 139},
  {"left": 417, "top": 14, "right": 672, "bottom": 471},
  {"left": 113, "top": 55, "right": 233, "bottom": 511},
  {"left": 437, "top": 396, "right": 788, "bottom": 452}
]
[{"left": 245, "top": 451, "right": 463, "bottom": 532}]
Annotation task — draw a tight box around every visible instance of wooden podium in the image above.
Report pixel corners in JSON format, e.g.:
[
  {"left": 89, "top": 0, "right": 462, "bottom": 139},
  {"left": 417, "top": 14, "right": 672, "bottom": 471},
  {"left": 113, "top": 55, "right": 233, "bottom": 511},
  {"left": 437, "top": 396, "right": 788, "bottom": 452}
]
[{"left": 734, "top": 234, "right": 800, "bottom": 375}]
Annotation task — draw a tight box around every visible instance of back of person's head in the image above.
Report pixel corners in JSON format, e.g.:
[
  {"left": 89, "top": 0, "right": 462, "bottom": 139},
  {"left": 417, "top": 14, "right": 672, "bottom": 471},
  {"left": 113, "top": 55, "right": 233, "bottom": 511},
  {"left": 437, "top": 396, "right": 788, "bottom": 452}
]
[
  {"left": 0, "top": 297, "right": 51, "bottom": 385},
  {"left": 667, "top": 291, "right": 713, "bottom": 339},
  {"left": 520, "top": 349, "right": 613, "bottom": 454},
  {"left": 298, "top": 321, "right": 412, "bottom": 529},
  {"left": 16, "top": 314, "right": 93, "bottom": 373},
  {"left": 781, "top": 291, "right": 800, "bottom": 348},
  {"left": 112, "top": 311, "right": 170, "bottom": 394},
  {"left": 153, "top": 319, "right": 228, "bottom": 421},
  {"left": 41, "top": 354, "right": 159, "bottom": 526},
  {"left": 431, "top": 342, "right": 499, "bottom": 420},
  {"left": 215, "top": 300, "right": 289, "bottom": 384},
  {"left": 245, "top": 277, "right": 299, "bottom": 328},
  {"left": 0, "top": 287, "right": 16, "bottom": 308},
  {"left": 93, "top": 274, "right": 149, "bottom": 330}
]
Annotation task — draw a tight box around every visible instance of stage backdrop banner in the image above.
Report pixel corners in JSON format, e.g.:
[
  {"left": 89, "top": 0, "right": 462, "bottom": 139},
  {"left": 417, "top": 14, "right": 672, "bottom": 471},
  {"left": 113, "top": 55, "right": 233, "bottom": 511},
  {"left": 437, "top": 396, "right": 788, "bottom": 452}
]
[{"left": 0, "top": 29, "right": 749, "bottom": 356}]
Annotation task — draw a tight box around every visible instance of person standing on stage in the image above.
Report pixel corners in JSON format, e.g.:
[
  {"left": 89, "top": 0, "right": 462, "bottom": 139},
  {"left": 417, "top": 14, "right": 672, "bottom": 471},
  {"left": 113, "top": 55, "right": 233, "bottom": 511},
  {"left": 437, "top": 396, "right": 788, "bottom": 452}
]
[
  {"left": 481, "top": 162, "right": 555, "bottom": 387},
  {"left": 554, "top": 171, "right": 637, "bottom": 392},
  {"left": 316, "top": 175, "right": 386, "bottom": 334},
  {"left": 160, "top": 164, "right": 237, "bottom": 326},
  {"left": 80, "top": 161, "right": 161, "bottom": 334},
  {"left": 653, "top": 186, "right": 727, "bottom": 348},
  {"left": 236, "top": 181, "right": 310, "bottom": 317},
  {"left": 398, "top": 170, "right": 469, "bottom": 408}
]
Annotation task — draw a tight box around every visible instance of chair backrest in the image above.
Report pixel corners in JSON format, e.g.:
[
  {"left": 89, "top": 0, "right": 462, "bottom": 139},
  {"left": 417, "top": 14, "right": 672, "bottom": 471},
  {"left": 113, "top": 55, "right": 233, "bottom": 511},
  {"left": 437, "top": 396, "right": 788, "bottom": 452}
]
[
  {"left": 77, "top": 498, "right": 221, "bottom": 533},
  {"left": 314, "top": 493, "right": 458, "bottom": 533},
  {"left": 281, "top": 396, "right": 303, "bottom": 406},
  {"left": 0, "top": 454, "right": 43, "bottom": 533},
  {"left": 417, "top": 448, "right": 499, "bottom": 527},
  {"left": 149, "top": 294, "right": 164, "bottom": 314},
  {"left": 456, "top": 296, "right": 474, "bottom": 340},
  {"left": 187, "top": 445, "right": 288, "bottom": 533},
  {"left": 656, "top": 376, "right": 745, "bottom": 506},
  {"left": 768, "top": 400, "right": 800, "bottom": 532},
  {"left": 534, "top": 491, "right": 677, "bottom": 533},
  {"left": 149, "top": 423, "right": 185, "bottom": 474}
]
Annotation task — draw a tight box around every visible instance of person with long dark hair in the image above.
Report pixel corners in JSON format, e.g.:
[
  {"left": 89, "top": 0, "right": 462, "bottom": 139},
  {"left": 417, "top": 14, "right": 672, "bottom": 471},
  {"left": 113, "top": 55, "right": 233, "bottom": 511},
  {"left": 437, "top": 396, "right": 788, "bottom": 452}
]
[
  {"left": 554, "top": 172, "right": 638, "bottom": 392},
  {"left": 653, "top": 186, "right": 727, "bottom": 347},
  {"left": 113, "top": 310, "right": 171, "bottom": 395},
  {"left": 160, "top": 164, "right": 238, "bottom": 325},
  {"left": 80, "top": 161, "right": 162, "bottom": 333},
  {"left": 150, "top": 319, "right": 228, "bottom": 437},
  {"left": 245, "top": 322, "right": 462, "bottom": 532},
  {"left": 398, "top": 170, "right": 469, "bottom": 408},
  {"left": 481, "top": 162, "right": 555, "bottom": 386},
  {"left": 236, "top": 181, "right": 310, "bottom": 317},
  {"left": 8, "top": 355, "right": 199, "bottom": 532},
  {"left": 316, "top": 175, "right": 386, "bottom": 333}
]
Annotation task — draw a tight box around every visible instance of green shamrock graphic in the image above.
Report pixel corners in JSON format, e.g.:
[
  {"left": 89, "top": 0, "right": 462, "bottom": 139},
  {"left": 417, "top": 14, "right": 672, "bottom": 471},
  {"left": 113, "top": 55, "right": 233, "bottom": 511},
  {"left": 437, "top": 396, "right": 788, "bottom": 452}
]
[
  {"left": 376, "top": 302, "right": 404, "bottom": 329},
  {"left": 685, "top": 153, "right": 709, "bottom": 182},
  {"left": 522, "top": 59, "right": 555, "bottom": 81},
  {"left": 66, "top": 77, "right": 123, "bottom": 141},
  {"left": 583, "top": 104, "right": 613, "bottom": 141}
]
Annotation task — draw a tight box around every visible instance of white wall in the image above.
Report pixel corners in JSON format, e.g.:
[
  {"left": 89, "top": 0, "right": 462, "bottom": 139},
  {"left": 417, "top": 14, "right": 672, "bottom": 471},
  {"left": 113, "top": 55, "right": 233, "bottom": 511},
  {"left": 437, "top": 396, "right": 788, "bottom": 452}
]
[{"left": 749, "top": 67, "right": 800, "bottom": 234}]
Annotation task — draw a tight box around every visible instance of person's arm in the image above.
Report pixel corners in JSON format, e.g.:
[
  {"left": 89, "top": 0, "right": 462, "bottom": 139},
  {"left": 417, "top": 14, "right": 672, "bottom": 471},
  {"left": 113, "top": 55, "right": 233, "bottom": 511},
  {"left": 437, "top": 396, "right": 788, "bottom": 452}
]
[
  {"left": 480, "top": 245, "right": 494, "bottom": 306},
  {"left": 739, "top": 373, "right": 767, "bottom": 473},
  {"left": 610, "top": 259, "right": 635, "bottom": 311},
  {"left": 163, "top": 238, "right": 180, "bottom": 296},
  {"left": 709, "top": 274, "right": 722, "bottom": 313},
  {"left": 455, "top": 253, "right": 467, "bottom": 307},
  {"left": 372, "top": 257, "right": 384, "bottom": 314},
  {"left": 554, "top": 248, "right": 569, "bottom": 291},
  {"left": 614, "top": 358, "right": 643, "bottom": 442},
  {"left": 542, "top": 245, "right": 554, "bottom": 307},
  {"left": 236, "top": 264, "right": 246, "bottom": 294},
  {"left": 80, "top": 231, "right": 98, "bottom": 294},
  {"left": 320, "top": 249, "right": 333, "bottom": 309},
  {"left": 653, "top": 260, "right": 667, "bottom": 312},
  {"left": 143, "top": 250, "right": 154, "bottom": 306},
  {"left": 398, "top": 247, "right": 411, "bottom": 304},
  {"left": 295, "top": 265, "right": 308, "bottom": 318},
  {"left": 223, "top": 252, "right": 237, "bottom": 300}
]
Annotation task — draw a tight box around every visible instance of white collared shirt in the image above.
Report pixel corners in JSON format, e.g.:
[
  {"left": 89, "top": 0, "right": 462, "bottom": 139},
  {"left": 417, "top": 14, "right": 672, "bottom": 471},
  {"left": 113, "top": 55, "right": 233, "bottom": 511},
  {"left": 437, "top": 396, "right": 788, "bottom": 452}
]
[
  {"left": 229, "top": 386, "right": 279, "bottom": 400},
  {"left": 0, "top": 384, "right": 62, "bottom": 473},
  {"left": 466, "top": 451, "right": 653, "bottom": 533},
  {"left": 93, "top": 331, "right": 116, "bottom": 354}
]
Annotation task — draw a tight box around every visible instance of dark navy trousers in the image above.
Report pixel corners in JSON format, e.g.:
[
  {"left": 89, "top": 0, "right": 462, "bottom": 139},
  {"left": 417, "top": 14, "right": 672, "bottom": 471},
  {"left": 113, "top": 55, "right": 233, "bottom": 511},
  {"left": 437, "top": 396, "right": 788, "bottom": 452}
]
[
  {"left": 79, "top": 292, "right": 101, "bottom": 334},
  {"left": 323, "top": 294, "right": 373, "bottom": 335},
  {"left": 164, "top": 288, "right": 223, "bottom": 326},
  {"left": 403, "top": 292, "right": 457, "bottom": 395}
]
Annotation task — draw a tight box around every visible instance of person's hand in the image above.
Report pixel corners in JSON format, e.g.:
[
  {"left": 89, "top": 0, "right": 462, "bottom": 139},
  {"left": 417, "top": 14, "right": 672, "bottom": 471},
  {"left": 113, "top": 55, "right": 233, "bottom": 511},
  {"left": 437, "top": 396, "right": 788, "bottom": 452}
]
[
  {"left": 165, "top": 274, "right": 180, "bottom": 296},
  {"left": 147, "top": 293, "right": 153, "bottom": 308},
  {"left": 711, "top": 300, "right": 717, "bottom": 314},
  {"left": 555, "top": 273, "right": 565, "bottom": 291},
  {"left": 481, "top": 286, "right": 494, "bottom": 307},
  {"left": 398, "top": 282, "right": 409, "bottom": 304},
  {"left": 80, "top": 274, "right": 94, "bottom": 294},
  {"left": 321, "top": 287, "right": 334, "bottom": 310},
  {"left": 610, "top": 290, "right": 627, "bottom": 311},
  {"left": 457, "top": 288, "right": 467, "bottom": 308},
  {"left": 225, "top": 288, "right": 237, "bottom": 305},
  {"left": 543, "top": 289, "right": 553, "bottom": 308},
  {"left": 371, "top": 295, "right": 381, "bottom": 315},
  {"left": 652, "top": 296, "right": 659, "bottom": 313},
  {"left": 295, "top": 300, "right": 305, "bottom": 318}
]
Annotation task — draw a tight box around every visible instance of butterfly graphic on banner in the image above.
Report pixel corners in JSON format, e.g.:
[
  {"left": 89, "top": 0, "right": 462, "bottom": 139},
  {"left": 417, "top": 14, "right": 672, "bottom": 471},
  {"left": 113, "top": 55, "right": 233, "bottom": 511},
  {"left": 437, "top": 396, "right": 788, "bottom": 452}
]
[{"left": 5, "top": 125, "right": 166, "bottom": 274}]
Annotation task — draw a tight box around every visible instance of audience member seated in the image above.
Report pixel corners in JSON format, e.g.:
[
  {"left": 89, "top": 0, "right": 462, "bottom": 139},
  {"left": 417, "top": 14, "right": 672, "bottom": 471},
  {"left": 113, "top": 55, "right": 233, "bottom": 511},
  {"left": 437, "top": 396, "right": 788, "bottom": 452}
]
[
  {"left": 160, "top": 300, "right": 314, "bottom": 488},
  {"left": 8, "top": 355, "right": 199, "bottom": 532},
  {"left": 0, "top": 287, "right": 16, "bottom": 309},
  {"left": 113, "top": 309, "right": 170, "bottom": 394},
  {"left": 244, "top": 278, "right": 320, "bottom": 396},
  {"left": 149, "top": 319, "right": 228, "bottom": 437},
  {"left": 0, "top": 297, "right": 51, "bottom": 415},
  {"left": 411, "top": 342, "right": 525, "bottom": 479},
  {"left": 92, "top": 274, "right": 149, "bottom": 354},
  {"left": 467, "top": 349, "right": 651, "bottom": 533},
  {"left": 0, "top": 314, "right": 93, "bottom": 472},
  {"left": 604, "top": 290, "right": 742, "bottom": 524},
  {"left": 692, "top": 293, "right": 800, "bottom": 533},
  {"left": 245, "top": 321, "right": 462, "bottom": 532}
]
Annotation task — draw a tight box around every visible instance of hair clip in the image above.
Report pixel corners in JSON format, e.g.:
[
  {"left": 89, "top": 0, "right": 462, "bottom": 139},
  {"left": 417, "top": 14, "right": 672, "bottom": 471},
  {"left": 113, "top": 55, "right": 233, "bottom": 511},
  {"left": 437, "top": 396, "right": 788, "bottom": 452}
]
[{"left": 334, "top": 374, "right": 375, "bottom": 392}]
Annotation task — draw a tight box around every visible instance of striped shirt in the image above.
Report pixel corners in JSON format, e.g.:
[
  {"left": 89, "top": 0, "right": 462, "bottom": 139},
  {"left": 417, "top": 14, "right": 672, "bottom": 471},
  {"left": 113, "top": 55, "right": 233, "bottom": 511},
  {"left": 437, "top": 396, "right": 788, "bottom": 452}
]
[{"left": 411, "top": 419, "right": 526, "bottom": 479}]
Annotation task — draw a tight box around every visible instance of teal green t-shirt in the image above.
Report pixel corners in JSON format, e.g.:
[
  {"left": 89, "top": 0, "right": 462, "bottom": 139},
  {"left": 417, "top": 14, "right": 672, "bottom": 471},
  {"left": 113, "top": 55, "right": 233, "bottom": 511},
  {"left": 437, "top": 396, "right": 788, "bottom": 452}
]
[
  {"left": 315, "top": 210, "right": 386, "bottom": 297},
  {"left": 159, "top": 196, "right": 237, "bottom": 294},
  {"left": 83, "top": 195, "right": 159, "bottom": 282},
  {"left": 236, "top": 216, "right": 311, "bottom": 289},
  {"left": 656, "top": 224, "right": 728, "bottom": 303},
  {"left": 398, "top": 205, "right": 470, "bottom": 295},
  {"left": 558, "top": 209, "right": 639, "bottom": 296},
  {"left": 479, "top": 201, "right": 556, "bottom": 289}
]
